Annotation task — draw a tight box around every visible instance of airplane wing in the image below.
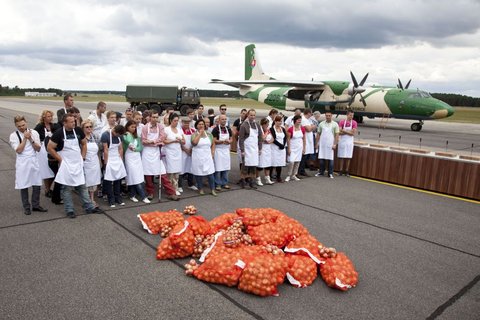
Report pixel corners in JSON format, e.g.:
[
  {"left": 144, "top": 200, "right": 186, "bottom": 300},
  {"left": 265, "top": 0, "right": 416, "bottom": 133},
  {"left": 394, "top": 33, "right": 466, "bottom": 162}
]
[{"left": 210, "top": 79, "right": 325, "bottom": 88}]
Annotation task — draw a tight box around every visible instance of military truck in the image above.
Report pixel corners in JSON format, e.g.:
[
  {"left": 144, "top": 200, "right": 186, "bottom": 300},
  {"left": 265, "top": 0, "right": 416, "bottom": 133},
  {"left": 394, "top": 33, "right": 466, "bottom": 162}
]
[{"left": 126, "top": 85, "right": 201, "bottom": 115}]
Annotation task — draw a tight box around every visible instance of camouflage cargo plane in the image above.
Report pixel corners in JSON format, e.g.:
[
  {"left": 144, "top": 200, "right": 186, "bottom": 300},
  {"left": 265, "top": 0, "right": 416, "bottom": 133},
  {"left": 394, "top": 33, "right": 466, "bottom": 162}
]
[{"left": 211, "top": 44, "right": 455, "bottom": 131}]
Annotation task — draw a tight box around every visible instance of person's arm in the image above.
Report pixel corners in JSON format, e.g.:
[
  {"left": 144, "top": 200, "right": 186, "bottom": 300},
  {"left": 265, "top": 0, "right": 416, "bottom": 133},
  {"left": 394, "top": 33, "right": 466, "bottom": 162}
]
[
  {"left": 286, "top": 128, "right": 292, "bottom": 155},
  {"left": 333, "top": 124, "right": 339, "bottom": 149},
  {"left": 156, "top": 125, "right": 166, "bottom": 146},
  {"left": 209, "top": 133, "right": 215, "bottom": 157},
  {"left": 191, "top": 132, "right": 201, "bottom": 146},
  {"left": 136, "top": 137, "right": 144, "bottom": 152},
  {"left": 118, "top": 140, "right": 124, "bottom": 161},
  {"left": 141, "top": 125, "right": 153, "bottom": 146},
  {"left": 302, "top": 129, "right": 306, "bottom": 154},
  {"left": 238, "top": 123, "right": 247, "bottom": 154},
  {"left": 315, "top": 129, "right": 321, "bottom": 150},
  {"left": 10, "top": 132, "right": 26, "bottom": 154},
  {"left": 47, "top": 140, "right": 62, "bottom": 163}
]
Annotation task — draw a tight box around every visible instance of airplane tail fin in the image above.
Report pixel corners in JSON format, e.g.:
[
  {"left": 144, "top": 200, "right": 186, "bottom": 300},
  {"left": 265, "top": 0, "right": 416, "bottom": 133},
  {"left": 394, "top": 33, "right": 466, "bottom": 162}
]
[{"left": 245, "top": 44, "right": 274, "bottom": 81}]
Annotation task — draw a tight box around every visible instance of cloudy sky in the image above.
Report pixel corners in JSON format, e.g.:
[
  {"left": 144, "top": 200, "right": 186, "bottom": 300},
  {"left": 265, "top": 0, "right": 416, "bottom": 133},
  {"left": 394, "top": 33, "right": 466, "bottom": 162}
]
[{"left": 1, "top": 0, "right": 480, "bottom": 96}]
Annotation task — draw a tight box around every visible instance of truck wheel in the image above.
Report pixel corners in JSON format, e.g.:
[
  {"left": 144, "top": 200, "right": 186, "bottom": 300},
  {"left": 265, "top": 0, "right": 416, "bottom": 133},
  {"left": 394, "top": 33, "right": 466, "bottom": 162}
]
[
  {"left": 180, "top": 104, "right": 189, "bottom": 116},
  {"left": 150, "top": 104, "right": 162, "bottom": 114},
  {"left": 137, "top": 104, "right": 147, "bottom": 113}
]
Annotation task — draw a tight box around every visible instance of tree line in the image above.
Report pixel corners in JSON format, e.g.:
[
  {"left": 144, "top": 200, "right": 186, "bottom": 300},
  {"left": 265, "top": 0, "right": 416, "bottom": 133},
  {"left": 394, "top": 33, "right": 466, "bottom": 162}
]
[{"left": 1, "top": 84, "right": 479, "bottom": 107}]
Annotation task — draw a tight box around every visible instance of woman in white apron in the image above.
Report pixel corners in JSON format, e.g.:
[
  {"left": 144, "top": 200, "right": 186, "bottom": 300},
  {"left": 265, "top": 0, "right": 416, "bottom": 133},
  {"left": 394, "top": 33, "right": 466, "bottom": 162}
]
[
  {"left": 285, "top": 115, "right": 306, "bottom": 182},
  {"left": 213, "top": 116, "right": 232, "bottom": 190},
  {"left": 270, "top": 115, "right": 287, "bottom": 183},
  {"left": 123, "top": 120, "right": 150, "bottom": 203},
  {"left": 180, "top": 118, "right": 197, "bottom": 192},
  {"left": 163, "top": 114, "right": 185, "bottom": 195},
  {"left": 141, "top": 118, "right": 167, "bottom": 199},
  {"left": 10, "top": 116, "right": 45, "bottom": 215},
  {"left": 102, "top": 126, "right": 127, "bottom": 207},
  {"left": 82, "top": 120, "right": 101, "bottom": 208},
  {"left": 337, "top": 113, "right": 356, "bottom": 177},
  {"left": 256, "top": 118, "right": 274, "bottom": 185},
  {"left": 316, "top": 114, "right": 339, "bottom": 178},
  {"left": 33, "top": 110, "right": 57, "bottom": 198},
  {"left": 191, "top": 119, "right": 216, "bottom": 196}
]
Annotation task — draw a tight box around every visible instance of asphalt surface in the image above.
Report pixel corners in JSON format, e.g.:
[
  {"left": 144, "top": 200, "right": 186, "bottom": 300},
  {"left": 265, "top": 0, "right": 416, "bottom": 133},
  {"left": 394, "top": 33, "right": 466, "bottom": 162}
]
[{"left": 0, "top": 102, "right": 479, "bottom": 319}]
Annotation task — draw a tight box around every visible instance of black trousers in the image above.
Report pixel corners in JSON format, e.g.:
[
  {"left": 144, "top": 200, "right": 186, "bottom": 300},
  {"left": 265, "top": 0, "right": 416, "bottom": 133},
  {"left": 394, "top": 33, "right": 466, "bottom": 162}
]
[{"left": 48, "top": 160, "right": 63, "bottom": 204}]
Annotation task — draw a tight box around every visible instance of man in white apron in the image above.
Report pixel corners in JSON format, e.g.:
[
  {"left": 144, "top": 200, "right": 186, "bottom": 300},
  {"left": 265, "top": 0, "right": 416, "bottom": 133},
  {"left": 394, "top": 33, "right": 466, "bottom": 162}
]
[
  {"left": 141, "top": 111, "right": 178, "bottom": 201},
  {"left": 238, "top": 109, "right": 263, "bottom": 189},
  {"left": 213, "top": 114, "right": 233, "bottom": 190},
  {"left": 48, "top": 114, "right": 104, "bottom": 218},
  {"left": 315, "top": 111, "right": 339, "bottom": 179},
  {"left": 338, "top": 110, "right": 358, "bottom": 177},
  {"left": 9, "top": 115, "right": 47, "bottom": 215},
  {"left": 101, "top": 125, "right": 127, "bottom": 207},
  {"left": 298, "top": 108, "right": 316, "bottom": 176}
]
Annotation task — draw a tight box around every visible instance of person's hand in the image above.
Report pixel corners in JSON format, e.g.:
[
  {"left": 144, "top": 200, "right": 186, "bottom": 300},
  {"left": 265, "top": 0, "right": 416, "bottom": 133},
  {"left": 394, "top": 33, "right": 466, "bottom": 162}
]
[
  {"left": 332, "top": 144, "right": 337, "bottom": 150},
  {"left": 24, "top": 130, "right": 32, "bottom": 140}
]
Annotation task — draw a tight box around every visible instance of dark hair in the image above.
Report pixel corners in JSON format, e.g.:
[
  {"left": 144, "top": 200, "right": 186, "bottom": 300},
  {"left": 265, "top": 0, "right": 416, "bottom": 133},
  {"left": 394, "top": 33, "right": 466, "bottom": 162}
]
[
  {"left": 97, "top": 101, "right": 106, "bottom": 109},
  {"left": 274, "top": 115, "right": 283, "bottom": 122},
  {"left": 303, "top": 108, "right": 312, "bottom": 115},
  {"left": 240, "top": 108, "right": 247, "bottom": 113},
  {"left": 68, "top": 106, "right": 80, "bottom": 114},
  {"left": 113, "top": 124, "right": 126, "bottom": 135},
  {"left": 165, "top": 106, "right": 174, "bottom": 112},
  {"left": 219, "top": 104, "right": 226, "bottom": 110},
  {"left": 293, "top": 115, "right": 302, "bottom": 123},
  {"left": 208, "top": 108, "right": 215, "bottom": 115},
  {"left": 63, "top": 93, "right": 73, "bottom": 102},
  {"left": 186, "top": 108, "right": 194, "bottom": 115},
  {"left": 260, "top": 118, "right": 269, "bottom": 126},
  {"left": 63, "top": 114, "right": 75, "bottom": 123},
  {"left": 346, "top": 109, "right": 354, "bottom": 114},
  {"left": 324, "top": 111, "right": 332, "bottom": 115},
  {"left": 268, "top": 109, "right": 278, "bottom": 116},
  {"left": 124, "top": 120, "right": 137, "bottom": 138},
  {"left": 169, "top": 112, "right": 179, "bottom": 124},
  {"left": 194, "top": 119, "right": 205, "bottom": 129}
]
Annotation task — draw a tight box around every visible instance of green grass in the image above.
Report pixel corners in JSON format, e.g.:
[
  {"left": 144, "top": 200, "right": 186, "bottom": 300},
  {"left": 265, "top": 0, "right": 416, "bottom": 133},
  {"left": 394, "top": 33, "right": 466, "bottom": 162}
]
[
  {"left": 440, "top": 107, "right": 480, "bottom": 124},
  {"left": 19, "top": 94, "right": 126, "bottom": 102}
]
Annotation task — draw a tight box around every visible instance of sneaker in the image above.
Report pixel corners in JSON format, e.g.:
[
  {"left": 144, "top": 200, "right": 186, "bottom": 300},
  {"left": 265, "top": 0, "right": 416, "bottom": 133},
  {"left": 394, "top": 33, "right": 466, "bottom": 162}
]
[
  {"left": 130, "top": 196, "right": 139, "bottom": 203},
  {"left": 223, "top": 185, "right": 231, "bottom": 189},
  {"left": 292, "top": 176, "right": 300, "bottom": 181},
  {"left": 211, "top": 190, "right": 218, "bottom": 196},
  {"left": 67, "top": 211, "right": 76, "bottom": 219},
  {"left": 199, "top": 189, "right": 205, "bottom": 195},
  {"left": 147, "top": 194, "right": 153, "bottom": 200},
  {"left": 110, "top": 204, "right": 116, "bottom": 208},
  {"left": 175, "top": 191, "right": 181, "bottom": 196},
  {"left": 338, "top": 172, "right": 344, "bottom": 176},
  {"left": 87, "top": 207, "right": 104, "bottom": 214},
  {"left": 188, "top": 185, "right": 198, "bottom": 191},
  {"left": 118, "top": 202, "right": 125, "bottom": 206},
  {"left": 142, "top": 198, "right": 151, "bottom": 204},
  {"left": 345, "top": 172, "right": 350, "bottom": 177},
  {"left": 178, "top": 187, "right": 184, "bottom": 193},
  {"left": 315, "top": 172, "right": 323, "bottom": 177},
  {"left": 285, "top": 176, "right": 291, "bottom": 182},
  {"left": 329, "top": 174, "right": 334, "bottom": 179},
  {"left": 215, "top": 186, "right": 221, "bottom": 191}
]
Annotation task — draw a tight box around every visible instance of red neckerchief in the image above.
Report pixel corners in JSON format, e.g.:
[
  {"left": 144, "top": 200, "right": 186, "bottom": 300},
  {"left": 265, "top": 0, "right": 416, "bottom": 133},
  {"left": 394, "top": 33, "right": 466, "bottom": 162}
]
[{"left": 182, "top": 127, "right": 195, "bottom": 135}]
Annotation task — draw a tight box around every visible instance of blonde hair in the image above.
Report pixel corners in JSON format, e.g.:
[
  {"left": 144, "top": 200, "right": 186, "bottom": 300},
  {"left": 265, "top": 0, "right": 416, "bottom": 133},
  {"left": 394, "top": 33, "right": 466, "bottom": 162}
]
[
  {"left": 14, "top": 115, "right": 26, "bottom": 124},
  {"left": 38, "top": 110, "right": 54, "bottom": 125},
  {"left": 81, "top": 119, "right": 94, "bottom": 129}
]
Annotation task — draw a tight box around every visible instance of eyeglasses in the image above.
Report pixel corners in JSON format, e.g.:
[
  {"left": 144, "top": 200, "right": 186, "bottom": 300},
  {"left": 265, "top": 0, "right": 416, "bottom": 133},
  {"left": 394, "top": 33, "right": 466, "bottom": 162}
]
[{"left": 221, "top": 108, "right": 227, "bottom": 111}]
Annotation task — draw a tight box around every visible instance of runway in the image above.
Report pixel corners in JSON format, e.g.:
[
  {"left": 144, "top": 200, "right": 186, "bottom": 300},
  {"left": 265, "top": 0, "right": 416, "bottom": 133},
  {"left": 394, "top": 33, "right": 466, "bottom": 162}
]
[
  {"left": 1, "top": 97, "right": 479, "bottom": 155},
  {"left": 1, "top": 99, "right": 479, "bottom": 319}
]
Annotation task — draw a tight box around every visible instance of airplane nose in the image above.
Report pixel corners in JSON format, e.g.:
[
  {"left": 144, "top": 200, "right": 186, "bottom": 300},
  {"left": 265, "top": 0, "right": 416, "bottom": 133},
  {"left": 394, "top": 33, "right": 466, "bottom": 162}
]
[{"left": 446, "top": 105, "right": 455, "bottom": 117}]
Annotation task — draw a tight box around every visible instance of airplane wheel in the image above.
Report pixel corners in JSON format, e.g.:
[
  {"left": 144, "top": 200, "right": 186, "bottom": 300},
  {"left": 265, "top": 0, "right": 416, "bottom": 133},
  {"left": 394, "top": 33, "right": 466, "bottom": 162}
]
[{"left": 411, "top": 123, "right": 422, "bottom": 131}]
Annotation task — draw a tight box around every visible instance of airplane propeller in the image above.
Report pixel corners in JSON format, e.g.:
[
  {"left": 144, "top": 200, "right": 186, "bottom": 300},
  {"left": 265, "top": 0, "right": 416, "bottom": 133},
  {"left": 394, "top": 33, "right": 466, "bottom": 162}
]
[
  {"left": 348, "top": 71, "right": 369, "bottom": 107},
  {"left": 397, "top": 78, "right": 412, "bottom": 90}
]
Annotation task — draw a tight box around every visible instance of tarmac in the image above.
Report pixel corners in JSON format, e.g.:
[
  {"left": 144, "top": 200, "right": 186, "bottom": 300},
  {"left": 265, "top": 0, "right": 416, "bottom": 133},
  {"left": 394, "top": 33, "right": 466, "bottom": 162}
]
[{"left": 0, "top": 103, "right": 479, "bottom": 319}]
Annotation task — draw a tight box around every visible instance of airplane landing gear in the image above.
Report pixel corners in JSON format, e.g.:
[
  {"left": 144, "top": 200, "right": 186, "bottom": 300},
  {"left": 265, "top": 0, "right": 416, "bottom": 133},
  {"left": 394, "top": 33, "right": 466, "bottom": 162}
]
[
  {"left": 353, "top": 115, "right": 364, "bottom": 123},
  {"left": 411, "top": 121, "right": 423, "bottom": 132}
]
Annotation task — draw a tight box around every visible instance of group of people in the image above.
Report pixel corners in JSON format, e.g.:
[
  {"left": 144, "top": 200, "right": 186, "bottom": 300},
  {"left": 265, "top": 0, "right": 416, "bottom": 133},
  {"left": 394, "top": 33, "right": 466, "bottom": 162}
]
[{"left": 9, "top": 94, "right": 357, "bottom": 218}]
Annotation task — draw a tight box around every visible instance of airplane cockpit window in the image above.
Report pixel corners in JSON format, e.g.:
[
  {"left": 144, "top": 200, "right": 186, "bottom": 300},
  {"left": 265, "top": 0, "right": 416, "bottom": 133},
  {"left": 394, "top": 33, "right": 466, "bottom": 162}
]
[
  {"left": 408, "top": 93, "right": 422, "bottom": 99},
  {"left": 419, "top": 91, "right": 432, "bottom": 98}
]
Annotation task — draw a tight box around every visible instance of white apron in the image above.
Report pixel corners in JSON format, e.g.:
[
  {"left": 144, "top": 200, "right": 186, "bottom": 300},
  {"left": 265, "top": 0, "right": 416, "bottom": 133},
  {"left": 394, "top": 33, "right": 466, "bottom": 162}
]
[
  {"left": 15, "top": 131, "right": 42, "bottom": 189},
  {"left": 104, "top": 131, "right": 127, "bottom": 181},
  {"left": 214, "top": 125, "right": 231, "bottom": 172},
  {"left": 258, "top": 130, "right": 272, "bottom": 168},
  {"left": 55, "top": 128, "right": 85, "bottom": 186},
  {"left": 125, "top": 137, "right": 144, "bottom": 185},
  {"left": 288, "top": 128, "right": 304, "bottom": 162},
  {"left": 191, "top": 134, "right": 215, "bottom": 176},
  {"left": 37, "top": 128, "right": 54, "bottom": 179},
  {"left": 84, "top": 136, "right": 101, "bottom": 187},
  {"left": 243, "top": 123, "right": 259, "bottom": 167},
  {"left": 271, "top": 129, "right": 286, "bottom": 167},
  {"left": 164, "top": 127, "right": 183, "bottom": 174},
  {"left": 338, "top": 120, "right": 354, "bottom": 158},
  {"left": 305, "top": 125, "right": 315, "bottom": 155},
  {"left": 181, "top": 131, "right": 193, "bottom": 174},
  {"left": 142, "top": 126, "right": 166, "bottom": 175},
  {"left": 318, "top": 123, "right": 335, "bottom": 160}
]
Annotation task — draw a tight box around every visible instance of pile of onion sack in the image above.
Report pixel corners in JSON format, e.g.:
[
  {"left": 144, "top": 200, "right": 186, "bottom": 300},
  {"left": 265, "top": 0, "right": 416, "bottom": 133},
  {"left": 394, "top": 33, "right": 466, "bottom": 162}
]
[{"left": 138, "top": 207, "right": 358, "bottom": 296}]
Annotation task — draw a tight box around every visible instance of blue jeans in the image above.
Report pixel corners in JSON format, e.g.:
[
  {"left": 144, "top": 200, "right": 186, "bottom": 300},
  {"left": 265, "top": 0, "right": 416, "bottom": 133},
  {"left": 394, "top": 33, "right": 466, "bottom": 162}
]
[
  {"left": 129, "top": 183, "right": 147, "bottom": 200},
  {"left": 319, "top": 159, "right": 334, "bottom": 175},
  {"left": 195, "top": 174, "right": 215, "bottom": 191},
  {"left": 214, "top": 170, "right": 229, "bottom": 187},
  {"left": 103, "top": 179, "right": 123, "bottom": 205},
  {"left": 62, "top": 184, "right": 94, "bottom": 214}
]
